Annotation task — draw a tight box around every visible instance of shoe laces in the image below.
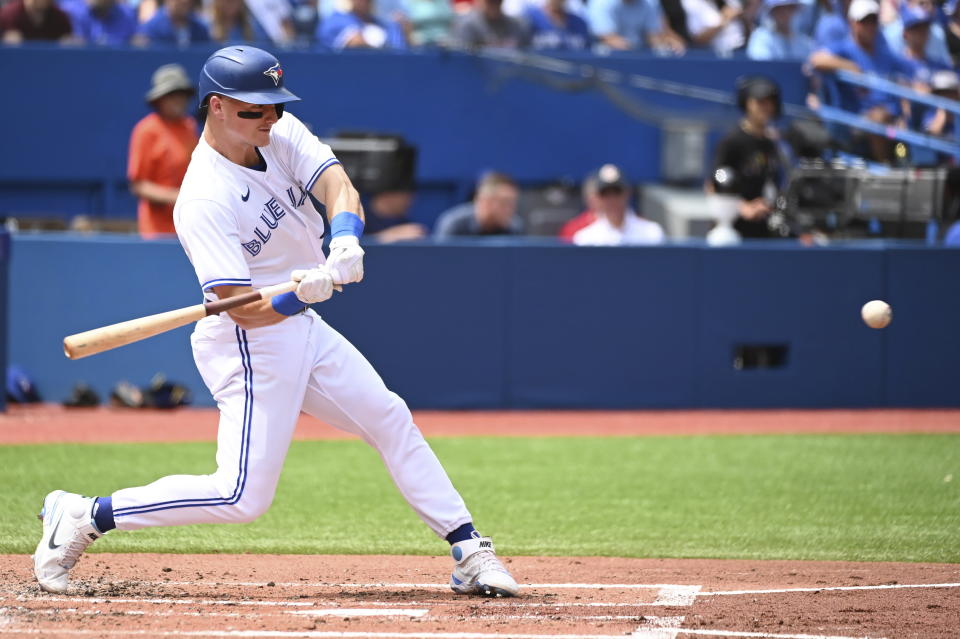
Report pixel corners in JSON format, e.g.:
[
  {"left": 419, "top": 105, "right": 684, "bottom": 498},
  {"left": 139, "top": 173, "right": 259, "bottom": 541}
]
[
  {"left": 59, "top": 522, "right": 96, "bottom": 569},
  {"left": 468, "top": 549, "right": 507, "bottom": 576}
]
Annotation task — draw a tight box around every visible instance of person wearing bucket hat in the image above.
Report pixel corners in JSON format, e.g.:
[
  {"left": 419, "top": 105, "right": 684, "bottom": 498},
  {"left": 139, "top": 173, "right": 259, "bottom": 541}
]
[
  {"left": 746, "top": 0, "right": 815, "bottom": 59},
  {"left": 33, "top": 46, "right": 520, "bottom": 600},
  {"left": 127, "top": 63, "right": 199, "bottom": 237}
]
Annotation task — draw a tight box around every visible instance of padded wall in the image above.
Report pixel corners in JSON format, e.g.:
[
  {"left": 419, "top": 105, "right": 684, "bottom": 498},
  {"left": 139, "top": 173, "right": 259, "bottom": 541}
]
[{"left": 9, "top": 236, "right": 958, "bottom": 409}]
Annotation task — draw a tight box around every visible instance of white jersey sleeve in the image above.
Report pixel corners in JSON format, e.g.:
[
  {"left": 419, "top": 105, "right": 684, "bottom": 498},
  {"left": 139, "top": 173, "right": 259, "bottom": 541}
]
[
  {"left": 175, "top": 199, "right": 252, "bottom": 293},
  {"left": 273, "top": 112, "right": 341, "bottom": 193}
]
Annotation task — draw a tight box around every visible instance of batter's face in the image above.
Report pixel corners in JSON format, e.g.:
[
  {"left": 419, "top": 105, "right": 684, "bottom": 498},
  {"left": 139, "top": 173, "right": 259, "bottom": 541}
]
[{"left": 210, "top": 95, "right": 280, "bottom": 147}]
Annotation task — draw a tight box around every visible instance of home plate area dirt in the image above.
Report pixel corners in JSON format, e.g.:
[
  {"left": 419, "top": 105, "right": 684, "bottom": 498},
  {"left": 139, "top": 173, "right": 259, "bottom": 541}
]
[{"left": 1, "top": 554, "right": 957, "bottom": 638}]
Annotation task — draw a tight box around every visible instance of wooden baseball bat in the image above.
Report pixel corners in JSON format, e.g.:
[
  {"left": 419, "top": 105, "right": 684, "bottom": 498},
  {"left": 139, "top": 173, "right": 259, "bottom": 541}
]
[{"left": 63, "top": 281, "right": 299, "bottom": 360}]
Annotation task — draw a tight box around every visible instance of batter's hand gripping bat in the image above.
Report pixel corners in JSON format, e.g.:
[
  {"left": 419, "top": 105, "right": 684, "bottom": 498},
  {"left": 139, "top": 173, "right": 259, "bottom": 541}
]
[{"left": 62, "top": 281, "right": 299, "bottom": 360}]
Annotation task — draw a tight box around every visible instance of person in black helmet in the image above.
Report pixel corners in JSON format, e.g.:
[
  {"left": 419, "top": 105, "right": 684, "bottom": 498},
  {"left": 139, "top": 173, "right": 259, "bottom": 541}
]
[
  {"left": 706, "top": 75, "right": 786, "bottom": 239},
  {"left": 32, "top": 46, "right": 520, "bottom": 600}
]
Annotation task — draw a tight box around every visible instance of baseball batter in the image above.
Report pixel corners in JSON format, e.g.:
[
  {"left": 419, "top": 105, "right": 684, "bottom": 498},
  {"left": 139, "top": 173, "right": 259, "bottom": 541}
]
[{"left": 33, "top": 46, "right": 519, "bottom": 599}]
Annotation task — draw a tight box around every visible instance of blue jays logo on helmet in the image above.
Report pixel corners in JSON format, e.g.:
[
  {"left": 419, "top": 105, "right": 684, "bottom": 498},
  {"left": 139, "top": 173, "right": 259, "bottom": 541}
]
[{"left": 264, "top": 63, "right": 283, "bottom": 87}]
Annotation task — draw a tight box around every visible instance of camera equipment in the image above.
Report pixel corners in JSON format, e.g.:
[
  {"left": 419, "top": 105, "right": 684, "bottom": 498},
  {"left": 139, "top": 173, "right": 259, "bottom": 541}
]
[
  {"left": 783, "top": 158, "right": 947, "bottom": 237},
  {"left": 323, "top": 132, "right": 417, "bottom": 194}
]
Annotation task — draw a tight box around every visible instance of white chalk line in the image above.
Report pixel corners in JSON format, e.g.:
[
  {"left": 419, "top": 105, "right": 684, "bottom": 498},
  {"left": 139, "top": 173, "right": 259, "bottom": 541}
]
[
  {"left": 6, "top": 596, "right": 682, "bottom": 609},
  {"left": 700, "top": 582, "right": 960, "bottom": 596},
  {"left": 287, "top": 609, "right": 428, "bottom": 618},
  {"left": 157, "top": 582, "right": 688, "bottom": 590},
  {"left": 4, "top": 608, "right": 656, "bottom": 623},
  {"left": 1, "top": 606, "right": 246, "bottom": 618},
  {"left": 15, "top": 595, "right": 315, "bottom": 607}
]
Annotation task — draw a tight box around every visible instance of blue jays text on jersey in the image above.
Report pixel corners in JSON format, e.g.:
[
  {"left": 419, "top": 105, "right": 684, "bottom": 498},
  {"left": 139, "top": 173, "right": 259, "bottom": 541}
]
[{"left": 242, "top": 184, "right": 310, "bottom": 256}]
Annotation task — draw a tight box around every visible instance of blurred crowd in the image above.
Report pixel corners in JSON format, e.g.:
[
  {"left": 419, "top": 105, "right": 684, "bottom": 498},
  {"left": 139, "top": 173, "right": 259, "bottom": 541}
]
[
  {"left": 7, "top": 0, "right": 960, "bottom": 243},
  {"left": 0, "top": 0, "right": 955, "bottom": 63}
]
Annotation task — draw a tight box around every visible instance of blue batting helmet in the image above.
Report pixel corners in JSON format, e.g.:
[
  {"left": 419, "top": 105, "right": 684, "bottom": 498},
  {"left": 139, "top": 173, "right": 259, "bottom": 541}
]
[{"left": 198, "top": 46, "right": 300, "bottom": 109}]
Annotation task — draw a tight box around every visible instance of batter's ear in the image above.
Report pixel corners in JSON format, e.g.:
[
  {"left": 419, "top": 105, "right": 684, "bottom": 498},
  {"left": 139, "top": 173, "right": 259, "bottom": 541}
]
[{"left": 207, "top": 95, "right": 225, "bottom": 120}]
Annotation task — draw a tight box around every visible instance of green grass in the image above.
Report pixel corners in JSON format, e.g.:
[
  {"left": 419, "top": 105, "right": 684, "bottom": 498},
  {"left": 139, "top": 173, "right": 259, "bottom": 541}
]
[{"left": 1, "top": 434, "right": 958, "bottom": 562}]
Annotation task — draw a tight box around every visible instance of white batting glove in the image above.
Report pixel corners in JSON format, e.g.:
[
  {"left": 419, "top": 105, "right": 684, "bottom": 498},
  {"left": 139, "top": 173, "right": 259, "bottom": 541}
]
[
  {"left": 290, "top": 266, "right": 335, "bottom": 304},
  {"left": 325, "top": 236, "right": 365, "bottom": 285}
]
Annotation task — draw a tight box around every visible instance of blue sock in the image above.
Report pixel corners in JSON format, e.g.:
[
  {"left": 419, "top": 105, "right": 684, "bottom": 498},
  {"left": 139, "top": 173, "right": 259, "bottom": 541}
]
[
  {"left": 445, "top": 523, "right": 478, "bottom": 545},
  {"left": 92, "top": 496, "right": 115, "bottom": 533}
]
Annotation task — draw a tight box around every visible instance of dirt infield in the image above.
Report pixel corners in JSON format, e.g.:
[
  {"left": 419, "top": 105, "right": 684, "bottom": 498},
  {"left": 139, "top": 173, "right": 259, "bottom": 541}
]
[
  {"left": 1, "top": 554, "right": 958, "bottom": 638},
  {"left": 1, "top": 405, "right": 959, "bottom": 444},
  {"left": 2, "top": 407, "right": 958, "bottom": 638}
]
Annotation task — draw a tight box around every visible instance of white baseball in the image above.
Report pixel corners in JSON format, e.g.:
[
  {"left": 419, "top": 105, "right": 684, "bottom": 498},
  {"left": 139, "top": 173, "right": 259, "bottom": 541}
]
[{"left": 861, "top": 300, "right": 892, "bottom": 329}]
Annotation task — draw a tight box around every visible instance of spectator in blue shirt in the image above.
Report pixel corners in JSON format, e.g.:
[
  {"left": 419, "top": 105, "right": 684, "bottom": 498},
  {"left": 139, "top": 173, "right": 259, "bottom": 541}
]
[
  {"left": 69, "top": 0, "right": 137, "bottom": 44},
  {"left": 747, "top": 0, "right": 815, "bottom": 59},
  {"left": 814, "top": 0, "right": 851, "bottom": 47},
  {"left": 205, "top": 0, "right": 269, "bottom": 43},
  {"left": 893, "top": 4, "right": 950, "bottom": 82},
  {"left": 526, "top": 0, "right": 591, "bottom": 49},
  {"left": 318, "top": 0, "right": 407, "bottom": 49},
  {"left": 809, "top": 0, "right": 926, "bottom": 160},
  {"left": 137, "top": 0, "right": 211, "bottom": 46},
  {"left": 586, "top": 0, "right": 685, "bottom": 53},
  {"left": 793, "top": 0, "right": 827, "bottom": 38},
  {"left": 883, "top": 0, "right": 952, "bottom": 68}
]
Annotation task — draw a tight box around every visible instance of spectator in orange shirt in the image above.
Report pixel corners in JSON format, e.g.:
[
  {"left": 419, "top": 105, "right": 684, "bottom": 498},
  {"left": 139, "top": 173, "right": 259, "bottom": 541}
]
[{"left": 128, "top": 63, "right": 199, "bottom": 238}]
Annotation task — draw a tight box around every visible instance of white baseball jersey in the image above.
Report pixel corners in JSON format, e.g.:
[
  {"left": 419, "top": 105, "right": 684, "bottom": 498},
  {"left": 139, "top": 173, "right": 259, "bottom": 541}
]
[
  {"left": 111, "top": 109, "right": 473, "bottom": 539},
  {"left": 174, "top": 111, "right": 340, "bottom": 298}
]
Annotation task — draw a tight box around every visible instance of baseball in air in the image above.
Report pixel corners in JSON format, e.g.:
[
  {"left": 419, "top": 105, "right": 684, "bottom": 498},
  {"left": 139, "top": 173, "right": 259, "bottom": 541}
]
[{"left": 861, "top": 300, "right": 892, "bottom": 329}]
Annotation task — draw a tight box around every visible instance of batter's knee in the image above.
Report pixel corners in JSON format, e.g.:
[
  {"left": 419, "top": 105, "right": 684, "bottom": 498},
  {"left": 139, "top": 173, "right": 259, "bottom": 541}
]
[
  {"left": 210, "top": 470, "right": 279, "bottom": 524},
  {"left": 219, "top": 493, "right": 274, "bottom": 524}
]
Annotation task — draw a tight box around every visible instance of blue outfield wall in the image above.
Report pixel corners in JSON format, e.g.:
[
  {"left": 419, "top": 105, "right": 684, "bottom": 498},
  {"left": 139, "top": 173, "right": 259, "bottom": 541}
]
[
  {"left": 8, "top": 235, "right": 960, "bottom": 409},
  {"left": 0, "top": 46, "right": 806, "bottom": 224}
]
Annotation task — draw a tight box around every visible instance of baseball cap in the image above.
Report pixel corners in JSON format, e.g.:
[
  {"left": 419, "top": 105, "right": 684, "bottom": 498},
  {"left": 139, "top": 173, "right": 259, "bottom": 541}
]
[
  {"left": 847, "top": 0, "right": 879, "bottom": 22},
  {"left": 145, "top": 64, "right": 194, "bottom": 103},
  {"left": 763, "top": 0, "right": 802, "bottom": 10},
  {"left": 901, "top": 5, "right": 933, "bottom": 29},
  {"left": 596, "top": 164, "right": 627, "bottom": 193},
  {"left": 931, "top": 70, "right": 959, "bottom": 92}
]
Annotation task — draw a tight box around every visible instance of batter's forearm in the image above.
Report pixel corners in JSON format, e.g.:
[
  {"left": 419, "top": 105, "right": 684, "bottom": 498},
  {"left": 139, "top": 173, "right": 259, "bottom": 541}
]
[
  {"left": 212, "top": 285, "right": 286, "bottom": 329},
  {"left": 328, "top": 184, "right": 364, "bottom": 224},
  {"left": 311, "top": 163, "right": 364, "bottom": 223}
]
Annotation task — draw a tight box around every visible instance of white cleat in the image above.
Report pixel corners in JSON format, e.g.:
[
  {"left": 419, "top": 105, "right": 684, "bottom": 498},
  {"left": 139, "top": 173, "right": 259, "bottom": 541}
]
[
  {"left": 32, "top": 490, "right": 103, "bottom": 594},
  {"left": 449, "top": 535, "right": 519, "bottom": 597}
]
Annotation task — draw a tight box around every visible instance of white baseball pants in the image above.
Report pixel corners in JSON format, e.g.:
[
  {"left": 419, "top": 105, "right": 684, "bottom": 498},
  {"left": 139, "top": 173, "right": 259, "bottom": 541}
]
[{"left": 111, "top": 310, "right": 473, "bottom": 537}]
